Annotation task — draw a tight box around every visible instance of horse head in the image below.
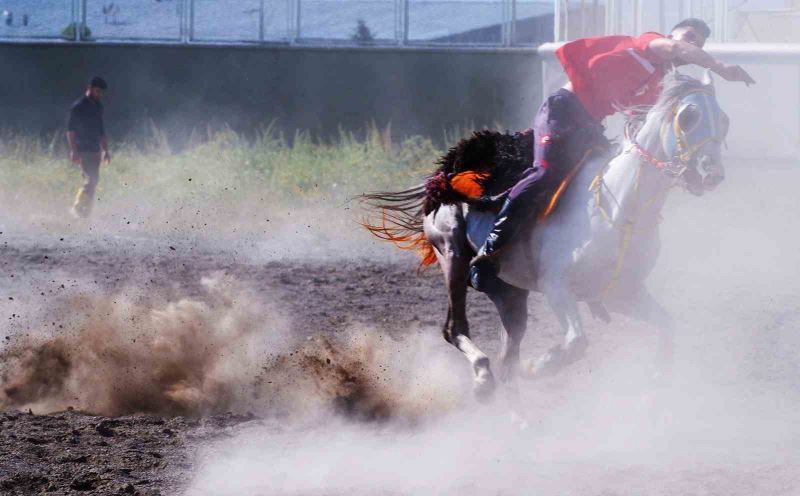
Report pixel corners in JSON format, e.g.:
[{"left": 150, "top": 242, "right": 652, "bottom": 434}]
[{"left": 654, "top": 71, "right": 729, "bottom": 195}]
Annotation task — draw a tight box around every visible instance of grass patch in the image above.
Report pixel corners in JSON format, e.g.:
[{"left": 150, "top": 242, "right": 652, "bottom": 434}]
[
  {"left": 0, "top": 125, "right": 460, "bottom": 238},
  {"left": 0, "top": 125, "right": 441, "bottom": 208}
]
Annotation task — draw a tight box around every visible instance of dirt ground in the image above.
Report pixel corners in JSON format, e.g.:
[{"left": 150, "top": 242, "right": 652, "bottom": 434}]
[
  {"left": 0, "top": 231, "right": 514, "bottom": 495},
  {"left": 2, "top": 163, "right": 800, "bottom": 495}
]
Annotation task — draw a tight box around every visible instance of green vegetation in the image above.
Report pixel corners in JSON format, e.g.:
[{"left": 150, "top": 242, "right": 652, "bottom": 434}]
[
  {"left": 0, "top": 126, "right": 442, "bottom": 229},
  {"left": 61, "top": 22, "right": 92, "bottom": 41},
  {"left": 352, "top": 19, "right": 376, "bottom": 43},
  {"left": 0, "top": 126, "right": 439, "bottom": 202}
]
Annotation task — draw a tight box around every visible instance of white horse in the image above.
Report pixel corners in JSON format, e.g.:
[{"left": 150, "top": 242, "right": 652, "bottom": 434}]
[{"left": 363, "top": 73, "right": 728, "bottom": 400}]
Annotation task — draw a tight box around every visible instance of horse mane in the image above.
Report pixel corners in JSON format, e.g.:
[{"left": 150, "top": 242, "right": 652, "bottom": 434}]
[
  {"left": 423, "top": 129, "right": 534, "bottom": 213},
  {"left": 624, "top": 71, "right": 707, "bottom": 140},
  {"left": 652, "top": 71, "right": 708, "bottom": 114}
]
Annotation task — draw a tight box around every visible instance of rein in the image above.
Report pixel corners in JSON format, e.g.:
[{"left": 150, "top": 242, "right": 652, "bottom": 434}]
[
  {"left": 631, "top": 88, "right": 717, "bottom": 177},
  {"left": 594, "top": 88, "right": 717, "bottom": 297}
]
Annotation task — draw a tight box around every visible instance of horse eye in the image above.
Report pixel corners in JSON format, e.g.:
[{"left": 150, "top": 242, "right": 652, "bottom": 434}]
[{"left": 677, "top": 104, "right": 700, "bottom": 133}]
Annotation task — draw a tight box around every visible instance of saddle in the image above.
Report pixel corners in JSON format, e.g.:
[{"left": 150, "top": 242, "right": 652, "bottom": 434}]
[{"left": 425, "top": 129, "right": 608, "bottom": 219}]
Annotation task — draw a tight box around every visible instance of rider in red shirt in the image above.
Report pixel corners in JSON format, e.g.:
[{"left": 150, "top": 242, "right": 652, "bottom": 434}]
[{"left": 470, "top": 18, "right": 755, "bottom": 291}]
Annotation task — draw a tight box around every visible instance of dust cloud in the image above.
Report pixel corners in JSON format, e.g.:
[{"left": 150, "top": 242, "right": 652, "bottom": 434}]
[
  {"left": 0, "top": 275, "right": 462, "bottom": 420},
  {"left": 182, "top": 161, "right": 800, "bottom": 495},
  {"left": 2, "top": 79, "right": 800, "bottom": 493}
]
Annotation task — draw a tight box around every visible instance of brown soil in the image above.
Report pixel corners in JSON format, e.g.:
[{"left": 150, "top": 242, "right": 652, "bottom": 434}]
[{"left": 0, "top": 232, "right": 521, "bottom": 495}]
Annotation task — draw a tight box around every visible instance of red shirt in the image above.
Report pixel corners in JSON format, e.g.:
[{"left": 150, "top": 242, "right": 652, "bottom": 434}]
[{"left": 555, "top": 32, "right": 667, "bottom": 122}]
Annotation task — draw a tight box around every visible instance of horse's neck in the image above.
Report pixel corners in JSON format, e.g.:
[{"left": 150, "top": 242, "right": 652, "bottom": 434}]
[{"left": 601, "top": 117, "right": 673, "bottom": 227}]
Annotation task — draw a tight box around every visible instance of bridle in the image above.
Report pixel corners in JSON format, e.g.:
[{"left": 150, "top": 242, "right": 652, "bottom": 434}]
[
  {"left": 594, "top": 87, "right": 724, "bottom": 295},
  {"left": 630, "top": 88, "right": 722, "bottom": 178}
]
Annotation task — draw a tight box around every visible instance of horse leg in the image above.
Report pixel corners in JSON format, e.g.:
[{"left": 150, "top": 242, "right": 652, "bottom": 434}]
[
  {"left": 524, "top": 276, "right": 587, "bottom": 379},
  {"left": 486, "top": 282, "right": 530, "bottom": 426},
  {"left": 612, "top": 286, "right": 674, "bottom": 383},
  {"left": 443, "top": 253, "right": 496, "bottom": 401},
  {"left": 485, "top": 281, "right": 529, "bottom": 384},
  {"left": 429, "top": 208, "right": 496, "bottom": 402}
]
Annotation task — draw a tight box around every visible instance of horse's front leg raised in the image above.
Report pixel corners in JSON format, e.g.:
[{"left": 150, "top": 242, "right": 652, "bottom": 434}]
[{"left": 524, "top": 276, "right": 587, "bottom": 379}]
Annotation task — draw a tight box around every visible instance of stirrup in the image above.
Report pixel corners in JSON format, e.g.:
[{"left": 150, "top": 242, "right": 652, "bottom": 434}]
[
  {"left": 469, "top": 262, "right": 500, "bottom": 293},
  {"left": 470, "top": 251, "right": 497, "bottom": 268}
]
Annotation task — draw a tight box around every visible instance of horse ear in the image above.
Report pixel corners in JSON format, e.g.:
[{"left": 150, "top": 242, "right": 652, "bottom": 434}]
[{"left": 701, "top": 69, "right": 715, "bottom": 89}]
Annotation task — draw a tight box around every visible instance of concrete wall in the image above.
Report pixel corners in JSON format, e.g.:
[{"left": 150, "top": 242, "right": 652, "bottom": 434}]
[{"left": 0, "top": 42, "right": 541, "bottom": 145}]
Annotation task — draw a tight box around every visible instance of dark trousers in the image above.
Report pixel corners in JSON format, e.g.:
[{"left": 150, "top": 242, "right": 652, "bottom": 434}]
[
  {"left": 508, "top": 88, "right": 602, "bottom": 205},
  {"left": 73, "top": 152, "right": 102, "bottom": 217}
]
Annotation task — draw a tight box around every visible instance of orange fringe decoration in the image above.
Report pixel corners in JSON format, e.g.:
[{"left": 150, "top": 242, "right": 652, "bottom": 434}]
[
  {"left": 360, "top": 211, "right": 437, "bottom": 268},
  {"left": 450, "top": 171, "right": 489, "bottom": 200},
  {"left": 539, "top": 177, "right": 571, "bottom": 220},
  {"left": 539, "top": 147, "right": 599, "bottom": 221}
]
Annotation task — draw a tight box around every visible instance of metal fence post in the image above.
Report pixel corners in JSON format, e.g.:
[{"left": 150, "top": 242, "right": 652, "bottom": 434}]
[
  {"left": 71, "top": 0, "right": 77, "bottom": 41},
  {"left": 714, "top": 0, "right": 727, "bottom": 41},
  {"left": 393, "top": 0, "right": 401, "bottom": 45},
  {"left": 189, "top": 0, "right": 196, "bottom": 42},
  {"left": 510, "top": 0, "right": 516, "bottom": 45},
  {"left": 179, "top": 0, "right": 186, "bottom": 42},
  {"left": 259, "top": 0, "right": 265, "bottom": 42},
  {"left": 294, "top": 0, "right": 302, "bottom": 43},
  {"left": 554, "top": 0, "right": 562, "bottom": 41},
  {"left": 501, "top": 0, "right": 507, "bottom": 46},
  {"left": 402, "top": 0, "right": 409, "bottom": 45},
  {"left": 78, "top": 0, "right": 86, "bottom": 41}
]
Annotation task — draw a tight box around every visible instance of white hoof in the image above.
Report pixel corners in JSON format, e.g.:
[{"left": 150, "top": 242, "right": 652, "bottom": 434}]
[
  {"left": 509, "top": 410, "right": 530, "bottom": 431},
  {"left": 473, "top": 368, "right": 496, "bottom": 403},
  {"left": 523, "top": 336, "right": 588, "bottom": 379}
]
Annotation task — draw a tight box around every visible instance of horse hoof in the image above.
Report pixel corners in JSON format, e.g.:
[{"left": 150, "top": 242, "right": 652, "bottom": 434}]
[
  {"left": 509, "top": 411, "right": 530, "bottom": 431},
  {"left": 523, "top": 349, "right": 559, "bottom": 379},
  {"left": 523, "top": 336, "right": 589, "bottom": 379},
  {"left": 565, "top": 335, "right": 588, "bottom": 362},
  {"left": 473, "top": 370, "right": 496, "bottom": 404},
  {"left": 650, "top": 369, "right": 673, "bottom": 388}
]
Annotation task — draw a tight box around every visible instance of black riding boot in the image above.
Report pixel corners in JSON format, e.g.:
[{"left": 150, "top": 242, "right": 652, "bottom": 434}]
[{"left": 469, "top": 197, "right": 528, "bottom": 292}]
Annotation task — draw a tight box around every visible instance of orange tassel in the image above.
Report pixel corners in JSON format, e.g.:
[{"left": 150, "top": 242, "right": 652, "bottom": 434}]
[{"left": 450, "top": 171, "right": 489, "bottom": 200}]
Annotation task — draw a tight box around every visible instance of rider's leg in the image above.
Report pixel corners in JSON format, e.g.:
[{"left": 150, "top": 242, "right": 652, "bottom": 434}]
[
  {"left": 469, "top": 90, "right": 604, "bottom": 293},
  {"left": 470, "top": 166, "right": 547, "bottom": 263},
  {"left": 469, "top": 169, "right": 549, "bottom": 291},
  {"left": 469, "top": 94, "right": 568, "bottom": 290}
]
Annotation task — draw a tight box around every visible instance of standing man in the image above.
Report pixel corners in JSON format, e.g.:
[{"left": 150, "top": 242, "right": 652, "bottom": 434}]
[
  {"left": 67, "top": 76, "right": 110, "bottom": 218},
  {"left": 470, "top": 19, "right": 755, "bottom": 288}
]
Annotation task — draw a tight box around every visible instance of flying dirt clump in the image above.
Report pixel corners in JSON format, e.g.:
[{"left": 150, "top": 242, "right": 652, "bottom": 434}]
[
  {"left": 0, "top": 275, "right": 281, "bottom": 416},
  {"left": 256, "top": 331, "right": 464, "bottom": 423},
  {"left": 0, "top": 275, "right": 462, "bottom": 420}
]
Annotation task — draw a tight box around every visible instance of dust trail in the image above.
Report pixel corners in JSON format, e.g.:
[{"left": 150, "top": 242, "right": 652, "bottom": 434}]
[
  {"left": 186, "top": 328, "right": 800, "bottom": 496},
  {"left": 0, "top": 275, "right": 463, "bottom": 420},
  {"left": 183, "top": 163, "right": 800, "bottom": 495}
]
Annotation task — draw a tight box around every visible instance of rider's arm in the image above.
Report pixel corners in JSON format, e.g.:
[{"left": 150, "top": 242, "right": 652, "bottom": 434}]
[
  {"left": 100, "top": 135, "right": 111, "bottom": 164},
  {"left": 648, "top": 38, "right": 756, "bottom": 85},
  {"left": 66, "top": 130, "right": 79, "bottom": 163}
]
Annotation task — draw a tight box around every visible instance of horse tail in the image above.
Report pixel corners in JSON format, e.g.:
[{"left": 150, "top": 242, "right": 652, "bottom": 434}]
[
  {"left": 358, "top": 184, "right": 438, "bottom": 268},
  {"left": 358, "top": 128, "right": 535, "bottom": 267}
]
